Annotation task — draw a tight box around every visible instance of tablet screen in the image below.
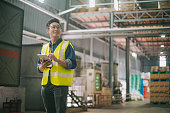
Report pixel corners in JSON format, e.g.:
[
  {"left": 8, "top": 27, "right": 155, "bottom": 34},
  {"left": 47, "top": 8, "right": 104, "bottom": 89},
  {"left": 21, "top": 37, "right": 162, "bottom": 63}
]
[{"left": 37, "top": 54, "right": 49, "bottom": 60}]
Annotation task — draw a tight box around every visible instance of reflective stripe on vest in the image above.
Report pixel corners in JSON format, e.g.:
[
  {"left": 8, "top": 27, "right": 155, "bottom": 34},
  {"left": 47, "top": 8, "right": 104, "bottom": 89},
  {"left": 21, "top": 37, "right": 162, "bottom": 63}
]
[
  {"left": 43, "top": 72, "right": 73, "bottom": 77},
  {"left": 51, "top": 72, "right": 73, "bottom": 77},
  {"left": 43, "top": 72, "right": 49, "bottom": 76},
  {"left": 41, "top": 40, "right": 74, "bottom": 86},
  {"left": 59, "top": 41, "right": 68, "bottom": 60},
  {"left": 41, "top": 43, "right": 49, "bottom": 54}
]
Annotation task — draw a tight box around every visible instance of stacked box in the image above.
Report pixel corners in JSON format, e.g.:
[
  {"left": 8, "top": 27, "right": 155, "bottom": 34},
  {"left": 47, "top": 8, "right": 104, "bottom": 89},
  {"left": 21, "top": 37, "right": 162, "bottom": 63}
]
[
  {"left": 99, "top": 96, "right": 112, "bottom": 106},
  {"left": 150, "top": 81, "right": 169, "bottom": 103},
  {"left": 95, "top": 88, "right": 112, "bottom": 106},
  {"left": 150, "top": 66, "right": 170, "bottom": 104},
  {"left": 150, "top": 74, "right": 159, "bottom": 79},
  {"left": 151, "top": 66, "right": 158, "bottom": 72},
  {"left": 159, "top": 74, "right": 170, "bottom": 79},
  {"left": 159, "top": 66, "right": 169, "bottom": 72},
  {"left": 102, "top": 87, "right": 112, "bottom": 95},
  {"left": 119, "top": 0, "right": 135, "bottom": 11},
  {"left": 158, "top": 1, "right": 170, "bottom": 9}
]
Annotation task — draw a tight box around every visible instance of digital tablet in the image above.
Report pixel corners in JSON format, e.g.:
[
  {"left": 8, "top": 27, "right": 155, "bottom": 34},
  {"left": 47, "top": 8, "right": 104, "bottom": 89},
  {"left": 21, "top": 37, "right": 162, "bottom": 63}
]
[{"left": 37, "top": 54, "right": 49, "bottom": 60}]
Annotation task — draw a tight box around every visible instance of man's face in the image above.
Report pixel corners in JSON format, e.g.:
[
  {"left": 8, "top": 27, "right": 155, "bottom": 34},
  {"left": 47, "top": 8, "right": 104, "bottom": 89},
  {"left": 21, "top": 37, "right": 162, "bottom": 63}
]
[{"left": 47, "top": 22, "right": 62, "bottom": 38}]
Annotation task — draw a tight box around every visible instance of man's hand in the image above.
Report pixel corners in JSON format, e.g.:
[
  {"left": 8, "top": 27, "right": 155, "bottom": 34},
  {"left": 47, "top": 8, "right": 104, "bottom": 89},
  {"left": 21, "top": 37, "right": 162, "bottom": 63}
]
[
  {"left": 47, "top": 53, "right": 58, "bottom": 62},
  {"left": 41, "top": 59, "right": 52, "bottom": 67},
  {"left": 47, "top": 53, "right": 68, "bottom": 68},
  {"left": 39, "top": 59, "right": 52, "bottom": 72}
]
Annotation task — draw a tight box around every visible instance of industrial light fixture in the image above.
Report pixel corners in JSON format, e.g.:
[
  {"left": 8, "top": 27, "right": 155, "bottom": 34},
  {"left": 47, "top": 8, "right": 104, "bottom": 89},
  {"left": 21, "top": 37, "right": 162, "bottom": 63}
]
[
  {"left": 89, "top": 0, "right": 95, "bottom": 7},
  {"left": 38, "top": 0, "right": 44, "bottom": 3},
  {"left": 161, "top": 34, "right": 165, "bottom": 38},
  {"left": 161, "top": 45, "right": 164, "bottom": 47},
  {"left": 132, "top": 52, "right": 137, "bottom": 58},
  {"left": 160, "top": 56, "right": 166, "bottom": 67},
  {"left": 160, "top": 52, "right": 163, "bottom": 54},
  {"left": 114, "top": 0, "right": 118, "bottom": 10}
]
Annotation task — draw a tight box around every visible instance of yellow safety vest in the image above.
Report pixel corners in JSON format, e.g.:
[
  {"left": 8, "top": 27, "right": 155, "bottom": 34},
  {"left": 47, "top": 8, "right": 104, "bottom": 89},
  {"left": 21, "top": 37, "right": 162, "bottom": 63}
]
[{"left": 40, "top": 40, "right": 74, "bottom": 86}]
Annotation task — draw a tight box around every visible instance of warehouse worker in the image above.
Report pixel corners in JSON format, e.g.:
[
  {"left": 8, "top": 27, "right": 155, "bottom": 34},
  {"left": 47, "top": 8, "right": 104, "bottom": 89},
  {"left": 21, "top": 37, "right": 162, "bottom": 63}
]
[{"left": 37, "top": 18, "right": 77, "bottom": 113}]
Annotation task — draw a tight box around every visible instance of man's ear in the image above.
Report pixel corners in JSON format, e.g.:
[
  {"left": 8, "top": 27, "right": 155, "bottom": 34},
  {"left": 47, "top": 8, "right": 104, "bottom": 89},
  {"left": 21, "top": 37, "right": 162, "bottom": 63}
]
[{"left": 46, "top": 28, "right": 49, "bottom": 34}]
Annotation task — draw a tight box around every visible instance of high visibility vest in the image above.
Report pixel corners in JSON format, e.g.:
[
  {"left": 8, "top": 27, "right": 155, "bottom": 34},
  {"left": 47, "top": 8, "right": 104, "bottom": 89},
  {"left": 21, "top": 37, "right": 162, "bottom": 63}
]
[{"left": 41, "top": 40, "right": 74, "bottom": 86}]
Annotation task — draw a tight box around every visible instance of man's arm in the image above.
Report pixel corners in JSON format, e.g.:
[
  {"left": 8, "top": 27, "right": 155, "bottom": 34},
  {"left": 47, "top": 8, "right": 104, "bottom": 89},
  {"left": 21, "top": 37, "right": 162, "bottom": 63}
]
[
  {"left": 47, "top": 53, "right": 67, "bottom": 68},
  {"left": 47, "top": 43, "right": 77, "bottom": 69},
  {"left": 65, "top": 43, "right": 77, "bottom": 69}
]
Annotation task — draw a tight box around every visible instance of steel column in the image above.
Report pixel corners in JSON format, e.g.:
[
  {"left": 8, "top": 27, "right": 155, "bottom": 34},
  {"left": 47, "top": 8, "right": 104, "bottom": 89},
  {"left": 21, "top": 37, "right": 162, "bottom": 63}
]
[
  {"left": 109, "top": 10, "right": 113, "bottom": 89},
  {"left": 90, "top": 38, "right": 93, "bottom": 62},
  {"left": 126, "top": 37, "right": 130, "bottom": 101}
]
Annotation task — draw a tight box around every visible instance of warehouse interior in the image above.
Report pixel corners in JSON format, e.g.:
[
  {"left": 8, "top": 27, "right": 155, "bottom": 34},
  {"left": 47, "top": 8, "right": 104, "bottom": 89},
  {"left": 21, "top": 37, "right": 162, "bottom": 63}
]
[{"left": 0, "top": 0, "right": 170, "bottom": 113}]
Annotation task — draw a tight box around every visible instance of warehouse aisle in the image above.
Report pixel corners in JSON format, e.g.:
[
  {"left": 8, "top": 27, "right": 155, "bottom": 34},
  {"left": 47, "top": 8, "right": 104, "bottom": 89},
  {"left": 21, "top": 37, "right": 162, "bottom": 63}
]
[{"left": 25, "top": 99, "right": 170, "bottom": 113}]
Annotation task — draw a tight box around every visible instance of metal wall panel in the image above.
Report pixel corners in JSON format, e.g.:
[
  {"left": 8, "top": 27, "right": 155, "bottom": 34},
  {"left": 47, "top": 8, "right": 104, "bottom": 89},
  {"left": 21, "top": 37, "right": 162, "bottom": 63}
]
[
  {"left": 20, "top": 78, "right": 44, "bottom": 111},
  {"left": 6, "top": 0, "right": 67, "bottom": 38},
  {"left": 0, "top": 0, "right": 24, "bottom": 86},
  {"left": 118, "top": 49, "right": 126, "bottom": 80},
  {"left": 20, "top": 45, "right": 44, "bottom": 110},
  {"left": 93, "top": 38, "right": 105, "bottom": 59}
]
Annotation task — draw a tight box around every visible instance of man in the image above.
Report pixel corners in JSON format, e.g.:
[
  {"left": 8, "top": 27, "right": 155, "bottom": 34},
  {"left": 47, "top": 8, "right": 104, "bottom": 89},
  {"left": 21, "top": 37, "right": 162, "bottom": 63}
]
[{"left": 37, "top": 18, "right": 77, "bottom": 113}]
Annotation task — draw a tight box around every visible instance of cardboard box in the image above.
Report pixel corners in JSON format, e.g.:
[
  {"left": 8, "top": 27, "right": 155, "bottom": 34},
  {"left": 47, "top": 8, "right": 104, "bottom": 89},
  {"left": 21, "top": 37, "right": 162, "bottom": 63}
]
[
  {"left": 159, "top": 74, "right": 170, "bottom": 79},
  {"left": 151, "top": 66, "right": 158, "bottom": 72},
  {"left": 159, "top": 66, "right": 169, "bottom": 72},
  {"left": 150, "top": 74, "right": 159, "bottom": 79}
]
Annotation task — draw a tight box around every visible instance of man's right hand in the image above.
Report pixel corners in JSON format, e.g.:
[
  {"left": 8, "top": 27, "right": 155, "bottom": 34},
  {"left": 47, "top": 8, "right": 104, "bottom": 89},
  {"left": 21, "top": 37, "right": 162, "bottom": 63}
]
[{"left": 39, "top": 59, "right": 52, "bottom": 72}]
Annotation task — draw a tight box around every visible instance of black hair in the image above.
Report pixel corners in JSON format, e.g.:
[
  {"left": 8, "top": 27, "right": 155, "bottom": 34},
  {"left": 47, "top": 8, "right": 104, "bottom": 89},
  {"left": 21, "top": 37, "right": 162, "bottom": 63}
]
[{"left": 46, "top": 18, "right": 61, "bottom": 28}]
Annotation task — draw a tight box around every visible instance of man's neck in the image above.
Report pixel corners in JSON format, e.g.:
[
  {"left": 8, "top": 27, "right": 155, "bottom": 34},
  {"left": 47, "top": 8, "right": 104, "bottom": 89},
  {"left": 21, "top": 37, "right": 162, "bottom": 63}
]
[{"left": 51, "top": 37, "right": 60, "bottom": 45}]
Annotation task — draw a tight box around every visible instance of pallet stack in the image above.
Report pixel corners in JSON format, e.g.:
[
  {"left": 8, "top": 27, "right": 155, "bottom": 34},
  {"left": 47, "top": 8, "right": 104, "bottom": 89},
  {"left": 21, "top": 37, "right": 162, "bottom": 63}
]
[
  {"left": 150, "top": 66, "right": 170, "bottom": 105},
  {"left": 97, "top": 87, "right": 112, "bottom": 106}
]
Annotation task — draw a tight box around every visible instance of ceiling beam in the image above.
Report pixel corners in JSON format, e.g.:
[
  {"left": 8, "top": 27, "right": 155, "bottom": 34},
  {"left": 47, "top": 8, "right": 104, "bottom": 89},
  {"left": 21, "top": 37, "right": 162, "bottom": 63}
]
[
  {"left": 135, "top": 40, "right": 170, "bottom": 43},
  {"left": 63, "top": 26, "right": 170, "bottom": 35}
]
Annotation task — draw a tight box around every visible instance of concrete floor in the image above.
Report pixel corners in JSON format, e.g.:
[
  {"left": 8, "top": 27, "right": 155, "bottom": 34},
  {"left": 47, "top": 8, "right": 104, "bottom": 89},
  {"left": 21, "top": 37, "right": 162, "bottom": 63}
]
[{"left": 25, "top": 99, "right": 170, "bottom": 113}]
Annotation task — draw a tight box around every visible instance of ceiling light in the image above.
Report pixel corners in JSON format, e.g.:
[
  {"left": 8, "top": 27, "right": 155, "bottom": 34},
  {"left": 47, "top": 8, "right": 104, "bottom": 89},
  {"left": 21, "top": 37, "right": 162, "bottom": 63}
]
[
  {"left": 132, "top": 52, "right": 137, "bottom": 58},
  {"left": 161, "top": 45, "right": 164, "bottom": 47},
  {"left": 38, "top": 0, "right": 44, "bottom": 3},
  {"left": 89, "top": 0, "right": 95, "bottom": 7},
  {"left": 161, "top": 34, "right": 165, "bottom": 38},
  {"left": 114, "top": 0, "right": 118, "bottom": 10},
  {"left": 160, "top": 52, "right": 163, "bottom": 54}
]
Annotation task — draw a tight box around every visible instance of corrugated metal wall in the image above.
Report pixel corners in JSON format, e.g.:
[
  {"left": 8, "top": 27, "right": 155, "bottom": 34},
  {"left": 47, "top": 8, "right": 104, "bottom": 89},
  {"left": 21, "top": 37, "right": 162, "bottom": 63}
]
[
  {"left": 0, "top": 0, "right": 24, "bottom": 86},
  {"left": 20, "top": 44, "right": 44, "bottom": 111},
  {"left": 5, "top": 0, "right": 68, "bottom": 38},
  {"left": 118, "top": 48, "right": 126, "bottom": 80}
]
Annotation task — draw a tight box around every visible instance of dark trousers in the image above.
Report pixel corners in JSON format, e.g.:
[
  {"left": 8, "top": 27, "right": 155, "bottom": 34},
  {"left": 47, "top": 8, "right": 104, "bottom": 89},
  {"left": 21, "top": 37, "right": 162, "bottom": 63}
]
[{"left": 41, "top": 83, "right": 68, "bottom": 113}]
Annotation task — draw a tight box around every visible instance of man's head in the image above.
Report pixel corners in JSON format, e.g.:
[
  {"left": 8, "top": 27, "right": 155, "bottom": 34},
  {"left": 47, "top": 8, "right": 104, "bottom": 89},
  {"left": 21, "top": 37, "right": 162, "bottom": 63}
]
[{"left": 46, "top": 18, "right": 62, "bottom": 39}]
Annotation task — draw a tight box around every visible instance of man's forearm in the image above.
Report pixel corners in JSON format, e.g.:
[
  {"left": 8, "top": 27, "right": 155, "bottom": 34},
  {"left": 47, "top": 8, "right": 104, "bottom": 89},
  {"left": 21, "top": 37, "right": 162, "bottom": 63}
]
[{"left": 56, "top": 59, "right": 67, "bottom": 68}]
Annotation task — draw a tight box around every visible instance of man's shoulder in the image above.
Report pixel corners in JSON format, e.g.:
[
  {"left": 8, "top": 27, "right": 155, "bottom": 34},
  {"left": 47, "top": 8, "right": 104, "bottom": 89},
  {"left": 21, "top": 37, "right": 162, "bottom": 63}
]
[{"left": 43, "top": 43, "right": 49, "bottom": 46}]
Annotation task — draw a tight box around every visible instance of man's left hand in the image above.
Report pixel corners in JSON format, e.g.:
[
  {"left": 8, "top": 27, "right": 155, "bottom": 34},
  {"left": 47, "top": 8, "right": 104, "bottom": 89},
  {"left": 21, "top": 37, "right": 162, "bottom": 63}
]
[{"left": 47, "top": 53, "right": 58, "bottom": 62}]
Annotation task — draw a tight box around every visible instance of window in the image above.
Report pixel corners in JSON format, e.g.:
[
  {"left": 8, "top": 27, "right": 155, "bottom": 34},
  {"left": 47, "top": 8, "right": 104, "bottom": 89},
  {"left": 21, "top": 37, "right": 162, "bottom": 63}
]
[{"left": 159, "top": 56, "right": 166, "bottom": 67}]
